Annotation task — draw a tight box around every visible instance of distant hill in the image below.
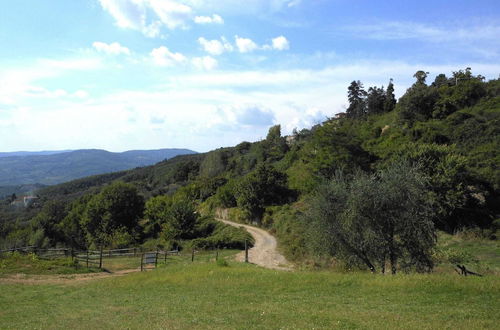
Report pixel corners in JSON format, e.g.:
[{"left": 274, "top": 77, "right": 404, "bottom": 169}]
[
  {"left": 0, "top": 148, "right": 197, "bottom": 186},
  {"left": 0, "top": 151, "right": 73, "bottom": 158}
]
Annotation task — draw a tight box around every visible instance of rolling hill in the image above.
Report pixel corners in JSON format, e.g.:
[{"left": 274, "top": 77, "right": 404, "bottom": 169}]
[{"left": 0, "top": 148, "right": 197, "bottom": 187}]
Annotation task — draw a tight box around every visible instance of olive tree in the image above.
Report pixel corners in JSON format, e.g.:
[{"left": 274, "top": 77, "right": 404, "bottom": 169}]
[{"left": 307, "top": 161, "right": 435, "bottom": 274}]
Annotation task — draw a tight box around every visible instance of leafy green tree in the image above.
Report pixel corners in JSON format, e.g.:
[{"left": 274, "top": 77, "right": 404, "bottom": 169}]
[
  {"left": 302, "top": 121, "right": 374, "bottom": 178},
  {"left": 307, "top": 161, "right": 435, "bottom": 274},
  {"left": 399, "top": 143, "right": 488, "bottom": 231},
  {"left": 81, "top": 181, "right": 144, "bottom": 247},
  {"left": 235, "top": 164, "right": 291, "bottom": 221},
  {"left": 398, "top": 71, "right": 438, "bottom": 123},
  {"left": 433, "top": 68, "right": 487, "bottom": 118},
  {"left": 214, "top": 181, "right": 237, "bottom": 208},
  {"left": 161, "top": 198, "right": 198, "bottom": 241},
  {"left": 199, "top": 150, "right": 228, "bottom": 177},
  {"left": 173, "top": 160, "right": 200, "bottom": 182},
  {"left": 30, "top": 200, "right": 68, "bottom": 247},
  {"left": 144, "top": 195, "right": 173, "bottom": 238},
  {"left": 58, "top": 195, "right": 91, "bottom": 249}
]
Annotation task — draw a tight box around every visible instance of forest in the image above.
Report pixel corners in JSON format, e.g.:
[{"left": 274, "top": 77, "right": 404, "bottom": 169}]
[{"left": 1, "top": 68, "right": 498, "bottom": 274}]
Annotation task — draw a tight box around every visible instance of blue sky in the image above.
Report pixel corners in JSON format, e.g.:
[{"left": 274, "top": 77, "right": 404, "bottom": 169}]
[{"left": 1, "top": 0, "right": 499, "bottom": 152}]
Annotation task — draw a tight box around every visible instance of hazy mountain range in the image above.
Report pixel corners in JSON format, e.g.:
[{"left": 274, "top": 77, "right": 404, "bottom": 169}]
[{"left": 0, "top": 148, "right": 197, "bottom": 188}]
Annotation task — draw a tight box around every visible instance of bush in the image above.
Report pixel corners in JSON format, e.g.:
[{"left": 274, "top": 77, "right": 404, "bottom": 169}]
[{"left": 189, "top": 222, "right": 253, "bottom": 250}]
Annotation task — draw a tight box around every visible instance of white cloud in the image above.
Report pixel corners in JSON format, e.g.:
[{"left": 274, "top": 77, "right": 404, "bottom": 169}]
[
  {"left": 74, "top": 90, "right": 89, "bottom": 99},
  {"left": 235, "top": 36, "right": 259, "bottom": 53},
  {"left": 233, "top": 35, "right": 290, "bottom": 53},
  {"left": 98, "top": 0, "right": 146, "bottom": 29},
  {"left": 197, "top": 37, "right": 233, "bottom": 55},
  {"left": 194, "top": 14, "right": 223, "bottom": 24},
  {"left": 92, "top": 42, "right": 131, "bottom": 55},
  {"left": 98, "top": 0, "right": 194, "bottom": 36},
  {"left": 271, "top": 36, "right": 289, "bottom": 50},
  {"left": 4, "top": 56, "right": 500, "bottom": 153},
  {"left": 150, "top": 46, "right": 187, "bottom": 66},
  {"left": 147, "top": 0, "right": 193, "bottom": 29},
  {"left": 192, "top": 56, "right": 218, "bottom": 70}
]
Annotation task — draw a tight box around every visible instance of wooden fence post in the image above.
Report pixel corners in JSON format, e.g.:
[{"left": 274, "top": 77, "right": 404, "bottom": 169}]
[
  {"left": 99, "top": 246, "right": 103, "bottom": 269},
  {"left": 191, "top": 249, "right": 195, "bottom": 262},
  {"left": 141, "top": 253, "right": 144, "bottom": 272},
  {"left": 215, "top": 249, "right": 219, "bottom": 262},
  {"left": 86, "top": 250, "right": 89, "bottom": 269},
  {"left": 245, "top": 240, "right": 249, "bottom": 263},
  {"left": 155, "top": 251, "right": 158, "bottom": 268}
]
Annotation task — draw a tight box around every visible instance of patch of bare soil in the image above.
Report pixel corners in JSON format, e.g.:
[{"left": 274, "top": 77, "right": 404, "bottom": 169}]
[
  {"left": 0, "top": 268, "right": 141, "bottom": 285},
  {"left": 218, "top": 219, "right": 293, "bottom": 271}
]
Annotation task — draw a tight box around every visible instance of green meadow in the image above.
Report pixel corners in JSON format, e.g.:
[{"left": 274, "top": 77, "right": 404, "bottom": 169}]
[{"left": 1, "top": 260, "right": 498, "bottom": 329}]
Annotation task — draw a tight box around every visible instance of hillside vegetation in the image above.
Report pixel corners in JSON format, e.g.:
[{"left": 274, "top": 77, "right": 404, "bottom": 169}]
[{"left": 1, "top": 68, "right": 499, "bottom": 274}]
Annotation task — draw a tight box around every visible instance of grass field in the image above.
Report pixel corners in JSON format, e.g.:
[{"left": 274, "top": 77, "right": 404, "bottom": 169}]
[
  {"left": 1, "top": 258, "right": 499, "bottom": 329},
  {"left": 435, "top": 232, "right": 500, "bottom": 275},
  {"left": 0, "top": 253, "right": 98, "bottom": 276}
]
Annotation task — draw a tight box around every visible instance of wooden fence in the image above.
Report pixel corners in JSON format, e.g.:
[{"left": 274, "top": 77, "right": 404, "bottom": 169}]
[{"left": 0, "top": 244, "right": 240, "bottom": 271}]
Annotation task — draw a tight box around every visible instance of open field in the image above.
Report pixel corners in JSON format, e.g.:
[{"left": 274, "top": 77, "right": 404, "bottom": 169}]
[{"left": 1, "top": 259, "right": 499, "bottom": 329}]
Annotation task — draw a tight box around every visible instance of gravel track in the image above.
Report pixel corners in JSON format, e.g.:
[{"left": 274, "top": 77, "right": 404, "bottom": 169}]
[{"left": 218, "top": 219, "right": 292, "bottom": 271}]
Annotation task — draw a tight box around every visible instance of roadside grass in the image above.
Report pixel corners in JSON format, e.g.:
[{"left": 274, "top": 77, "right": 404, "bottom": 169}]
[{"left": 1, "top": 261, "right": 498, "bottom": 329}]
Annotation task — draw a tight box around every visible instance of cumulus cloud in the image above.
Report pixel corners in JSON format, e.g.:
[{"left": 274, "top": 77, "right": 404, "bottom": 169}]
[
  {"left": 92, "top": 41, "right": 131, "bottom": 55},
  {"left": 192, "top": 56, "right": 218, "bottom": 70},
  {"left": 150, "top": 46, "right": 187, "bottom": 66},
  {"left": 194, "top": 14, "right": 223, "bottom": 24},
  {"left": 235, "top": 35, "right": 290, "bottom": 53},
  {"left": 235, "top": 36, "right": 259, "bottom": 53},
  {"left": 271, "top": 36, "right": 289, "bottom": 50},
  {"left": 197, "top": 37, "right": 233, "bottom": 55}
]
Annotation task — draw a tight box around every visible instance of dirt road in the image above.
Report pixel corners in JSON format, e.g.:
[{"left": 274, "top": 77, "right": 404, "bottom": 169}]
[{"left": 218, "top": 219, "right": 292, "bottom": 271}]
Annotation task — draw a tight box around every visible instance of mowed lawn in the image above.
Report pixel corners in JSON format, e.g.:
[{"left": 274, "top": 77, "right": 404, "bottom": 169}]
[{"left": 0, "top": 261, "right": 499, "bottom": 329}]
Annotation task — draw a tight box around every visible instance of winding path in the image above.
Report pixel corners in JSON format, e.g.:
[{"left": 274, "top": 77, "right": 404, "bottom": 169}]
[{"left": 218, "top": 219, "right": 293, "bottom": 271}]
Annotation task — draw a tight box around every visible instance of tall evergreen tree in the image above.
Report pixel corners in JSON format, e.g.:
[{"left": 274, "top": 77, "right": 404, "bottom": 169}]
[
  {"left": 384, "top": 78, "right": 396, "bottom": 112},
  {"left": 346, "top": 80, "right": 367, "bottom": 118},
  {"left": 366, "top": 86, "right": 386, "bottom": 115}
]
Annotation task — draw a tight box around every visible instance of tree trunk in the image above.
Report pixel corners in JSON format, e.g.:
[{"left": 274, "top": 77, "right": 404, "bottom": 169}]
[
  {"left": 388, "top": 228, "right": 397, "bottom": 275},
  {"left": 390, "top": 252, "right": 397, "bottom": 275},
  {"left": 360, "top": 254, "right": 376, "bottom": 273}
]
